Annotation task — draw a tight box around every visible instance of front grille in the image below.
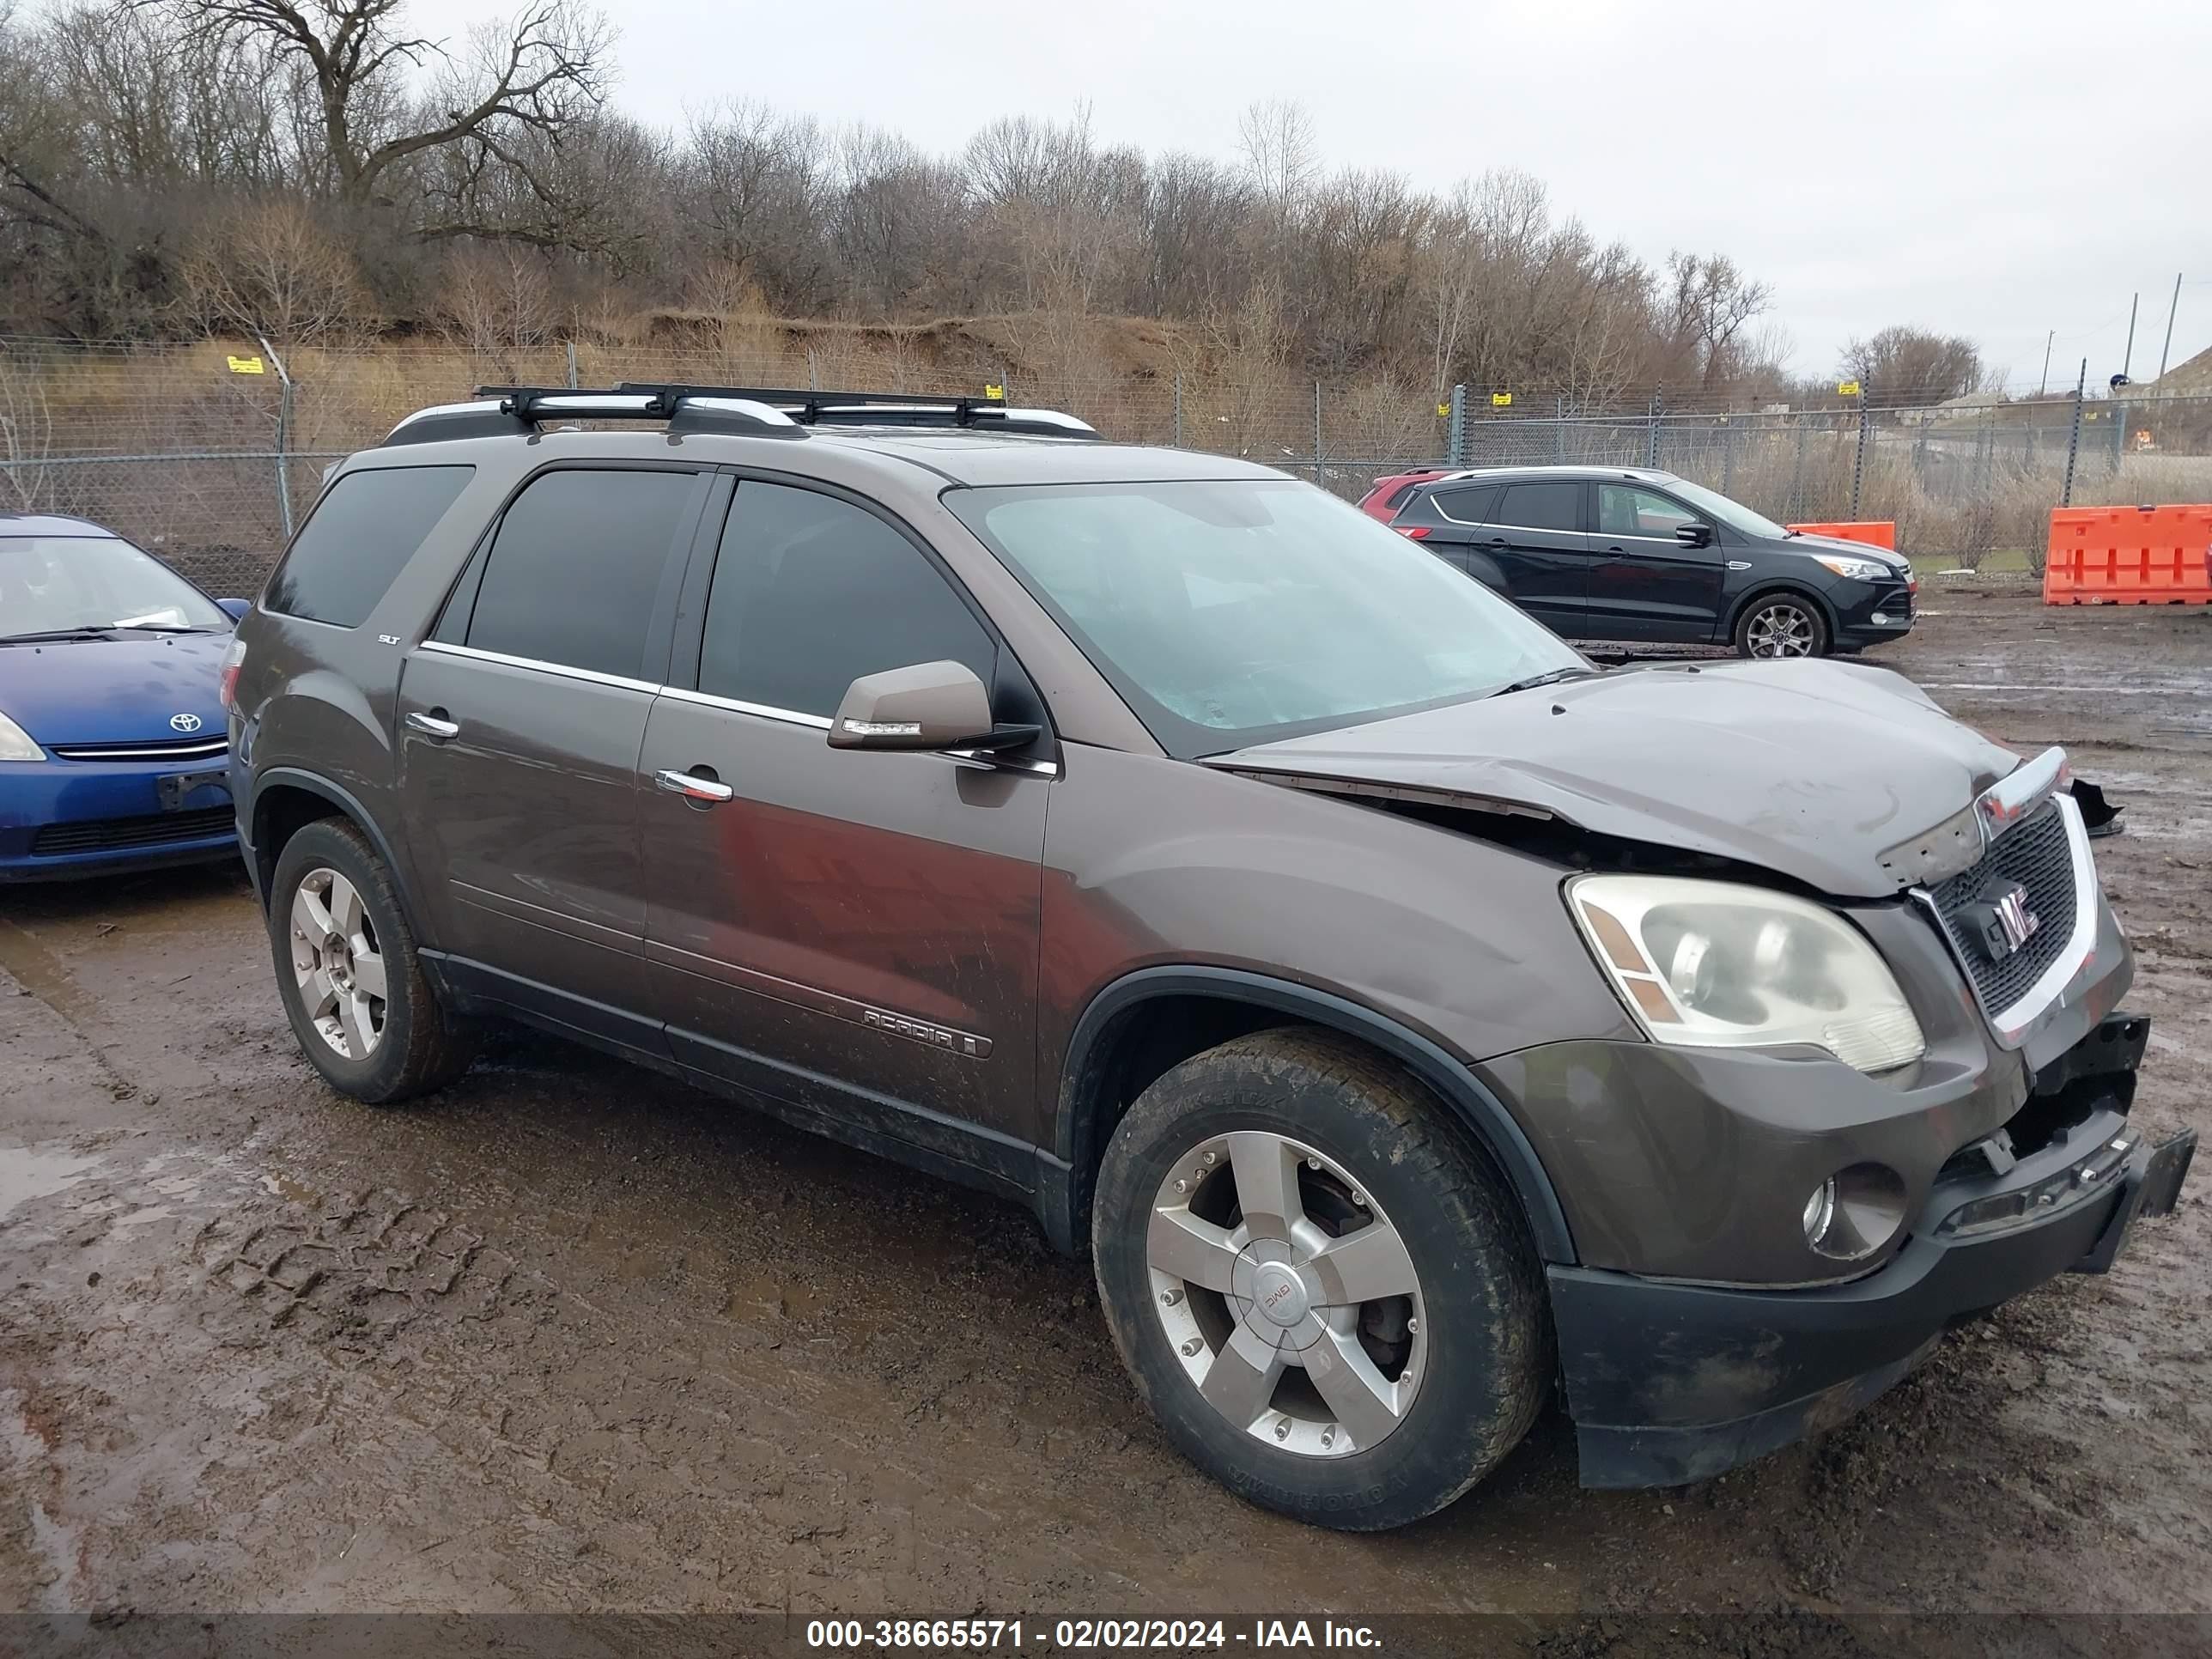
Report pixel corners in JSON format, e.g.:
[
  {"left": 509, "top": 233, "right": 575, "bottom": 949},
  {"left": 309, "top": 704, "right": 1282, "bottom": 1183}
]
[
  {"left": 31, "top": 806, "right": 234, "bottom": 856},
  {"left": 1876, "top": 583, "right": 1913, "bottom": 617},
  {"left": 1926, "top": 799, "right": 2077, "bottom": 1015},
  {"left": 49, "top": 737, "right": 228, "bottom": 762}
]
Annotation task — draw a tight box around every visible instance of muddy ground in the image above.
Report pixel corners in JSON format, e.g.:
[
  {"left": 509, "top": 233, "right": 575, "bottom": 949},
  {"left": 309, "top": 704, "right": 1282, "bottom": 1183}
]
[{"left": 2, "top": 591, "right": 2208, "bottom": 1643}]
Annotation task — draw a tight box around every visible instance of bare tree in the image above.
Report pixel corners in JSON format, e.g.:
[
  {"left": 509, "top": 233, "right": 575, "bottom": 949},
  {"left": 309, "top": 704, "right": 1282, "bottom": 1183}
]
[
  {"left": 1237, "top": 98, "right": 1316, "bottom": 210},
  {"left": 179, "top": 198, "right": 371, "bottom": 349},
  {"left": 0, "top": 349, "right": 58, "bottom": 511},
  {"left": 1664, "top": 251, "right": 1772, "bottom": 392},
  {"left": 1840, "top": 325, "right": 1985, "bottom": 405},
  {"left": 139, "top": 0, "right": 611, "bottom": 230},
  {"left": 441, "top": 240, "right": 554, "bottom": 364}
]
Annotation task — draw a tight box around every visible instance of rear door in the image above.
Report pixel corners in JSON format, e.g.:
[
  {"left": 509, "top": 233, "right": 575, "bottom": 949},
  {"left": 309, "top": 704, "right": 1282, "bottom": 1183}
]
[
  {"left": 1472, "top": 479, "right": 1591, "bottom": 633},
  {"left": 396, "top": 463, "right": 709, "bottom": 1033},
  {"left": 639, "top": 476, "right": 1051, "bottom": 1164},
  {"left": 1586, "top": 482, "right": 1726, "bottom": 642}
]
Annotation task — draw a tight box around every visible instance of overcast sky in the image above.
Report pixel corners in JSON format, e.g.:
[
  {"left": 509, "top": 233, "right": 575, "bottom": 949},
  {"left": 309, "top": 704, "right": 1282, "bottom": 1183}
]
[{"left": 453, "top": 0, "right": 2212, "bottom": 392}]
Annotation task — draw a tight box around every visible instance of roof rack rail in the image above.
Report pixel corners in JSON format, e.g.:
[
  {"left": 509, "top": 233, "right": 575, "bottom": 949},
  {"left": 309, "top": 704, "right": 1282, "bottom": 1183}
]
[
  {"left": 613, "top": 383, "right": 1099, "bottom": 440},
  {"left": 380, "top": 384, "right": 1099, "bottom": 447},
  {"left": 381, "top": 386, "right": 808, "bottom": 447}
]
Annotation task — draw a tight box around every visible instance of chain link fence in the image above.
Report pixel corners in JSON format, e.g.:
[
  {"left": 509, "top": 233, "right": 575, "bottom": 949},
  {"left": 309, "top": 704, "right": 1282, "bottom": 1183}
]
[{"left": 6, "top": 336, "right": 2211, "bottom": 594}]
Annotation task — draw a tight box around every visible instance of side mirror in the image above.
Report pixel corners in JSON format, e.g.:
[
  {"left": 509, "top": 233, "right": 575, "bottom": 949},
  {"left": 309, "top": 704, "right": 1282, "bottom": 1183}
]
[
  {"left": 829, "top": 660, "right": 1007, "bottom": 751},
  {"left": 217, "top": 598, "right": 251, "bottom": 621},
  {"left": 1674, "top": 523, "right": 1714, "bottom": 548}
]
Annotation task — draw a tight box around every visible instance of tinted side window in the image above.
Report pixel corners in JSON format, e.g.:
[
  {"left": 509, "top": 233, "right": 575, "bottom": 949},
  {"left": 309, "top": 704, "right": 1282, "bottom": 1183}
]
[
  {"left": 1432, "top": 485, "right": 1500, "bottom": 525},
  {"left": 700, "top": 482, "right": 995, "bottom": 718},
  {"left": 1498, "top": 482, "right": 1582, "bottom": 532},
  {"left": 465, "top": 469, "right": 697, "bottom": 678},
  {"left": 264, "top": 465, "right": 472, "bottom": 627}
]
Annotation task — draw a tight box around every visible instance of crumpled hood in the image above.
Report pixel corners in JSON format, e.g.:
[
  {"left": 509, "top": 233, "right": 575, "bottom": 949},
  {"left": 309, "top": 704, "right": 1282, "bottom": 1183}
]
[
  {"left": 0, "top": 630, "right": 232, "bottom": 745},
  {"left": 1210, "top": 659, "right": 2014, "bottom": 898}
]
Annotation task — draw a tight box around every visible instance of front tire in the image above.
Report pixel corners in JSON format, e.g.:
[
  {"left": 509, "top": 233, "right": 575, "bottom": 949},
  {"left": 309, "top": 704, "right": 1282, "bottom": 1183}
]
[
  {"left": 268, "top": 817, "right": 476, "bottom": 1103},
  {"left": 1735, "top": 592, "right": 1829, "bottom": 659},
  {"left": 1092, "top": 1030, "right": 1547, "bottom": 1531}
]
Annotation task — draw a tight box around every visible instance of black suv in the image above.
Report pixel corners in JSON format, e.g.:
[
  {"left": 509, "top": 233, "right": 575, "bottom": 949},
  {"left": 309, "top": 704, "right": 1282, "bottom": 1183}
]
[{"left": 1389, "top": 465, "right": 1915, "bottom": 658}]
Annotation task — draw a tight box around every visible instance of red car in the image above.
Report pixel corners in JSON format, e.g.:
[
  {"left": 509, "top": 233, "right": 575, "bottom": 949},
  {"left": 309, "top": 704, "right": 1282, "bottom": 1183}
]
[{"left": 1356, "top": 469, "right": 1449, "bottom": 522}]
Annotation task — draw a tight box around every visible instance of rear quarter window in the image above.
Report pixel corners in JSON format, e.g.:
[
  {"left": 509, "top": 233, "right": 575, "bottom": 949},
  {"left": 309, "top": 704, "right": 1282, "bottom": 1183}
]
[
  {"left": 1431, "top": 485, "right": 1501, "bottom": 525},
  {"left": 263, "top": 465, "right": 474, "bottom": 627}
]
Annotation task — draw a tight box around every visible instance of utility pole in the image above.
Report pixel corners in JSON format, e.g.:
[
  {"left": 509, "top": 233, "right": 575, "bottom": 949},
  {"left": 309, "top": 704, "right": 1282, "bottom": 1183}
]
[
  {"left": 2039, "top": 330, "right": 2055, "bottom": 397},
  {"left": 2122, "top": 292, "right": 2138, "bottom": 380},
  {"left": 2156, "top": 272, "right": 2184, "bottom": 384}
]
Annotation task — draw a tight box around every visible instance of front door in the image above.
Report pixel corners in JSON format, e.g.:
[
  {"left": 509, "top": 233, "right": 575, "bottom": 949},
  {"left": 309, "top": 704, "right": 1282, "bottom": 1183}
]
[
  {"left": 1586, "top": 483, "right": 1727, "bottom": 642},
  {"left": 1468, "top": 478, "right": 1590, "bottom": 634},
  {"left": 641, "top": 477, "right": 1051, "bottom": 1162},
  {"left": 396, "top": 463, "right": 708, "bottom": 1030}
]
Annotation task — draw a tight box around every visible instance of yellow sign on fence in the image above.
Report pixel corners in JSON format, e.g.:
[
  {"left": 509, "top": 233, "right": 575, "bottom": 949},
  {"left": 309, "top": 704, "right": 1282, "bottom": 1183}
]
[
  {"left": 227, "top": 354, "right": 266, "bottom": 375},
  {"left": 983, "top": 383, "right": 1005, "bottom": 400},
  {"left": 1836, "top": 379, "right": 1861, "bottom": 397},
  {"left": 1436, "top": 402, "right": 1451, "bottom": 418},
  {"left": 1492, "top": 391, "right": 1513, "bottom": 407}
]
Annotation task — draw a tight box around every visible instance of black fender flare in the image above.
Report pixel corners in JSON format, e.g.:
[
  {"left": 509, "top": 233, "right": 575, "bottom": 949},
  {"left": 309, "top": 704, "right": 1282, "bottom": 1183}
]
[
  {"left": 1045, "top": 965, "right": 1577, "bottom": 1264},
  {"left": 246, "top": 767, "right": 426, "bottom": 939}
]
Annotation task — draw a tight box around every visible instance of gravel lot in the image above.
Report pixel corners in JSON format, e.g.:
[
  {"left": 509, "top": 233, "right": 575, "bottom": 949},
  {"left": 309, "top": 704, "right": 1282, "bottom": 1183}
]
[{"left": 3, "top": 592, "right": 2208, "bottom": 1641}]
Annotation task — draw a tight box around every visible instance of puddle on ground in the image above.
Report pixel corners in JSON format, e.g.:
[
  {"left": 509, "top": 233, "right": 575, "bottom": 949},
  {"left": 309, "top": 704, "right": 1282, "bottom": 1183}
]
[
  {"left": 0, "top": 1146, "right": 102, "bottom": 1220},
  {"left": 260, "top": 1170, "right": 322, "bottom": 1206}
]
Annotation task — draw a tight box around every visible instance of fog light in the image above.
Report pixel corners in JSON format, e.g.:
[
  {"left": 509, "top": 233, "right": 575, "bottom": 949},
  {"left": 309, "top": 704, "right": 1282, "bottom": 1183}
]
[
  {"left": 1802, "top": 1179, "right": 1837, "bottom": 1243},
  {"left": 1803, "top": 1164, "right": 1907, "bottom": 1261},
  {"left": 1870, "top": 611, "right": 1893, "bottom": 626}
]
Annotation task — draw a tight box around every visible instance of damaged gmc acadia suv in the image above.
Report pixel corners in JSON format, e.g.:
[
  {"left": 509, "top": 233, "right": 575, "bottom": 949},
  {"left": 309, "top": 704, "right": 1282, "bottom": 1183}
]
[{"left": 224, "top": 385, "right": 2196, "bottom": 1531}]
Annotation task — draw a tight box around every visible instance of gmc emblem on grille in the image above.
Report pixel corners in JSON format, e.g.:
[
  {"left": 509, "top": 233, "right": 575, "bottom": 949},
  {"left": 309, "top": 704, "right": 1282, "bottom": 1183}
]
[{"left": 1964, "top": 878, "right": 2041, "bottom": 962}]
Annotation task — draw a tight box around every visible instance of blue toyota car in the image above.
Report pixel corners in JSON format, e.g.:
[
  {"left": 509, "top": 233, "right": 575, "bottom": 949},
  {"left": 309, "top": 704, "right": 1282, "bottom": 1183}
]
[{"left": 0, "top": 512, "right": 249, "bottom": 882}]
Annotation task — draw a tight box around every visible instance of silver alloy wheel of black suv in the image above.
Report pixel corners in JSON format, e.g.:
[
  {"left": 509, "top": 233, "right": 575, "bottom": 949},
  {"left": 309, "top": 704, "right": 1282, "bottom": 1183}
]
[{"left": 1739, "top": 595, "right": 1826, "bottom": 659}]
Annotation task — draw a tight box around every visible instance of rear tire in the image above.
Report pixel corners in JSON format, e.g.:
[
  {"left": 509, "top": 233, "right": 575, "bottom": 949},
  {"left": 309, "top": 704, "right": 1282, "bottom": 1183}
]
[
  {"left": 1091, "top": 1029, "right": 1547, "bottom": 1531},
  {"left": 1735, "top": 592, "right": 1829, "bottom": 659},
  {"left": 268, "top": 817, "right": 476, "bottom": 1103}
]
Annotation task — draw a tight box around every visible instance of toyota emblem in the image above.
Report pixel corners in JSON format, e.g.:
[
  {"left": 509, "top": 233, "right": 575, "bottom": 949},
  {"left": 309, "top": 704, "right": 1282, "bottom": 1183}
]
[{"left": 170, "top": 712, "right": 204, "bottom": 732}]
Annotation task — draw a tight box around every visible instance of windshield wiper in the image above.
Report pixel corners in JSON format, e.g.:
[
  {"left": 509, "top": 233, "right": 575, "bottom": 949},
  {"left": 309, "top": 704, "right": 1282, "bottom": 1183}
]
[
  {"left": 112, "top": 622, "right": 216, "bottom": 633},
  {"left": 1490, "top": 665, "right": 1603, "bottom": 698},
  {"left": 0, "top": 626, "right": 115, "bottom": 644}
]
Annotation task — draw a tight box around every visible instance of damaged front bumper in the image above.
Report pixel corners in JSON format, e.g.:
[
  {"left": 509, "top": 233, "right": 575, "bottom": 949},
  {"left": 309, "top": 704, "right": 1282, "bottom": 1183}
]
[{"left": 1549, "top": 1012, "right": 2196, "bottom": 1489}]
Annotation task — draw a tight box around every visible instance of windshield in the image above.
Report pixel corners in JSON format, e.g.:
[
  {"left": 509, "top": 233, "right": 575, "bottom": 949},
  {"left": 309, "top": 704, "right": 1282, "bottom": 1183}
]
[
  {"left": 945, "top": 479, "right": 1586, "bottom": 757},
  {"left": 0, "top": 536, "right": 230, "bottom": 639},
  {"left": 1662, "top": 478, "right": 1791, "bottom": 541}
]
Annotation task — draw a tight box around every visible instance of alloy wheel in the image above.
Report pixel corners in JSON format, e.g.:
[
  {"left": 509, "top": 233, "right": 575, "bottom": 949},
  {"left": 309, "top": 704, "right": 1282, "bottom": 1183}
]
[
  {"left": 1746, "top": 601, "right": 1816, "bottom": 658},
  {"left": 289, "top": 867, "right": 387, "bottom": 1060},
  {"left": 1147, "top": 1131, "right": 1426, "bottom": 1458}
]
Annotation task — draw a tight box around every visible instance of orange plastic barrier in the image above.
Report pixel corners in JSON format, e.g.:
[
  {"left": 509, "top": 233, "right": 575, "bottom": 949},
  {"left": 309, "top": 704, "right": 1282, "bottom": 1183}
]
[
  {"left": 1787, "top": 520, "right": 1896, "bottom": 550},
  {"left": 2044, "top": 504, "right": 2212, "bottom": 605}
]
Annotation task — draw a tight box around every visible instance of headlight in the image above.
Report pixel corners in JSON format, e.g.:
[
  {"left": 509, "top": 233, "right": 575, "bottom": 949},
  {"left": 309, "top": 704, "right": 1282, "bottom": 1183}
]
[
  {"left": 1567, "top": 874, "right": 1926, "bottom": 1072},
  {"left": 1814, "top": 554, "right": 1892, "bottom": 581},
  {"left": 0, "top": 711, "right": 43, "bottom": 761}
]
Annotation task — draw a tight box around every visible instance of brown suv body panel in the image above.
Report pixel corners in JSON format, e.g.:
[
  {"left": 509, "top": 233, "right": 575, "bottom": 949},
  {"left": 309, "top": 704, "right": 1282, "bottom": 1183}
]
[{"left": 230, "top": 409, "right": 2179, "bottom": 1494}]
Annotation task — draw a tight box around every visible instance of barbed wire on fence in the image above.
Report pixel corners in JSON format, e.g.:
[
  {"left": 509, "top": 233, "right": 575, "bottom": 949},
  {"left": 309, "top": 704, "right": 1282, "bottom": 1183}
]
[{"left": 4, "top": 336, "right": 2209, "bottom": 590}]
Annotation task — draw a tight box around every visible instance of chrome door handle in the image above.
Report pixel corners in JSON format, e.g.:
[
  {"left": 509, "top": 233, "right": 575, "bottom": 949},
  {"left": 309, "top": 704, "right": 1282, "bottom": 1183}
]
[
  {"left": 405, "top": 711, "right": 460, "bottom": 739},
  {"left": 656, "top": 768, "right": 735, "bottom": 804}
]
